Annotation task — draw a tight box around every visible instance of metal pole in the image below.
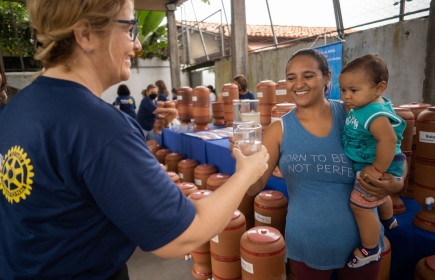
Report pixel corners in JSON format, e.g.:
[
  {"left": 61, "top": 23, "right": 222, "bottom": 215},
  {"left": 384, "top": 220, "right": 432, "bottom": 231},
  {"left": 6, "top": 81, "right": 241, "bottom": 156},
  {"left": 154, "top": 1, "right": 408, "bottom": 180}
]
[
  {"left": 8, "top": 1, "right": 25, "bottom": 71},
  {"left": 221, "top": 0, "right": 231, "bottom": 38},
  {"left": 265, "top": 0, "right": 278, "bottom": 49},
  {"left": 332, "top": 0, "right": 345, "bottom": 39},
  {"left": 191, "top": 0, "right": 209, "bottom": 60},
  {"left": 399, "top": 0, "right": 406, "bottom": 22}
]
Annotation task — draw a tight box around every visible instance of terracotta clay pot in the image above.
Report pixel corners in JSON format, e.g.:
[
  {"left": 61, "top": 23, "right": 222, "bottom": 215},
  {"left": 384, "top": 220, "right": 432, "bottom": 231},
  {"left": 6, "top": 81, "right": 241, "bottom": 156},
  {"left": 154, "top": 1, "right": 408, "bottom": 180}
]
[
  {"left": 413, "top": 157, "right": 435, "bottom": 233},
  {"left": 254, "top": 190, "right": 288, "bottom": 237},
  {"left": 166, "top": 171, "right": 180, "bottom": 184},
  {"left": 271, "top": 103, "right": 296, "bottom": 123},
  {"left": 192, "top": 86, "right": 211, "bottom": 131},
  {"left": 194, "top": 164, "right": 218, "bottom": 190},
  {"left": 415, "top": 107, "right": 435, "bottom": 160},
  {"left": 393, "top": 107, "right": 414, "bottom": 151},
  {"left": 177, "top": 86, "right": 193, "bottom": 105},
  {"left": 178, "top": 159, "right": 199, "bottom": 183},
  {"left": 159, "top": 163, "right": 167, "bottom": 171},
  {"left": 188, "top": 190, "right": 213, "bottom": 265},
  {"left": 239, "top": 193, "right": 256, "bottom": 230},
  {"left": 178, "top": 86, "right": 193, "bottom": 123},
  {"left": 275, "top": 80, "right": 293, "bottom": 104},
  {"left": 206, "top": 173, "right": 229, "bottom": 191},
  {"left": 165, "top": 152, "right": 184, "bottom": 173},
  {"left": 176, "top": 182, "right": 198, "bottom": 197},
  {"left": 210, "top": 210, "right": 246, "bottom": 280},
  {"left": 155, "top": 148, "right": 172, "bottom": 164},
  {"left": 221, "top": 83, "right": 239, "bottom": 127},
  {"left": 378, "top": 236, "right": 391, "bottom": 280},
  {"left": 415, "top": 255, "right": 435, "bottom": 280},
  {"left": 191, "top": 262, "right": 212, "bottom": 280},
  {"left": 399, "top": 102, "right": 432, "bottom": 186},
  {"left": 240, "top": 226, "right": 286, "bottom": 280},
  {"left": 212, "top": 101, "right": 224, "bottom": 118},
  {"left": 256, "top": 80, "right": 277, "bottom": 132}
]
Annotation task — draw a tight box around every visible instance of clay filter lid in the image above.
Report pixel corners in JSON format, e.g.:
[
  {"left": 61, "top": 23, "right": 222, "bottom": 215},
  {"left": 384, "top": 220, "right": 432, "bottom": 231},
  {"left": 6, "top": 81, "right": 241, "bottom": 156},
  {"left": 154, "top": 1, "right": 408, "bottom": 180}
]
[
  {"left": 247, "top": 227, "right": 281, "bottom": 244},
  {"left": 259, "top": 191, "right": 284, "bottom": 201}
]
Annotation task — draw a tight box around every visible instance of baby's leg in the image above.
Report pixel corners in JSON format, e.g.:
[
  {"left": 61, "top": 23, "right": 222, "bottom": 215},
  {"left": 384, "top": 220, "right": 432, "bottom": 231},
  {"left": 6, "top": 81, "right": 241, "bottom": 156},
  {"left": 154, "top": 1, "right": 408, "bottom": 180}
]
[
  {"left": 378, "top": 196, "right": 398, "bottom": 229},
  {"left": 351, "top": 204, "right": 380, "bottom": 252}
]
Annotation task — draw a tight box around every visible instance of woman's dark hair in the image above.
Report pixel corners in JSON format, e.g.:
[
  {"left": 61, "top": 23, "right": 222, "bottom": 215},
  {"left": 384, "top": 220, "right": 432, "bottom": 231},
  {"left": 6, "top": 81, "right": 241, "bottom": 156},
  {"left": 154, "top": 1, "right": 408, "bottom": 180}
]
[
  {"left": 117, "top": 84, "right": 130, "bottom": 96},
  {"left": 341, "top": 54, "right": 389, "bottom": 85},
  {"left": 286, "top": 48, "right": 330, "bottom": 77},
  {"left": 233, "top": 75, "right": 248, "bottom": 92},
  {"left": 155, "top": 80, "right": 169, "bottom": 95}
]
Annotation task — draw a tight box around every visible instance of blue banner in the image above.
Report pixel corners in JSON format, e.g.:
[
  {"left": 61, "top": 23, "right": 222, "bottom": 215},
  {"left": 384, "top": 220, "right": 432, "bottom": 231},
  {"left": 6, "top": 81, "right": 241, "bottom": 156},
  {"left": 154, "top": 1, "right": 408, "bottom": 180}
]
[{"left": 315, "top": 42, "right": 342, "bottom": 100}]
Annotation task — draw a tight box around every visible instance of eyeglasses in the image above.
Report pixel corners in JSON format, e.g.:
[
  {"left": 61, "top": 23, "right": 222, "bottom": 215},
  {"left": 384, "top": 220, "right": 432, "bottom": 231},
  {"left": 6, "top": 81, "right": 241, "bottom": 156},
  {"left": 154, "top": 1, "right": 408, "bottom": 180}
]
[{"left": 114, "top": 19, "right": 139, "bottom": 41}]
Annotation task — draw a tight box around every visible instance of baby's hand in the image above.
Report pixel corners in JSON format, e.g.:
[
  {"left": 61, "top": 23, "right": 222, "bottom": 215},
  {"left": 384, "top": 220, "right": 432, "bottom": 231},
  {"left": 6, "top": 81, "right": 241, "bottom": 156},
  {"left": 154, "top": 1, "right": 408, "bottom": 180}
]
[{"left": 361, "top": 165, "right": 382, "bottom": 181}]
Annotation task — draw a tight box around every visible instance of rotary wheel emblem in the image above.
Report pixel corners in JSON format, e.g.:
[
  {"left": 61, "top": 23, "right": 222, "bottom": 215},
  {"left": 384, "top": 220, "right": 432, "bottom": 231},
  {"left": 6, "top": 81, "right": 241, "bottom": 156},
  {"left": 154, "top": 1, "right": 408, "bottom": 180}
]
[{"left": 0, "top": 146, "right": 34, "bottom": 203}]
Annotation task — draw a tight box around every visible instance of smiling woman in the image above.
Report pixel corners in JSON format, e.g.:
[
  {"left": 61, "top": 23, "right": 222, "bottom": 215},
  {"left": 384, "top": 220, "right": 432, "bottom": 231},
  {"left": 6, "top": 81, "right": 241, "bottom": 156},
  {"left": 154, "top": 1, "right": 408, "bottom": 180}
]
[{"left": 0, "top": 0, "right": 270, "bottom": 279}]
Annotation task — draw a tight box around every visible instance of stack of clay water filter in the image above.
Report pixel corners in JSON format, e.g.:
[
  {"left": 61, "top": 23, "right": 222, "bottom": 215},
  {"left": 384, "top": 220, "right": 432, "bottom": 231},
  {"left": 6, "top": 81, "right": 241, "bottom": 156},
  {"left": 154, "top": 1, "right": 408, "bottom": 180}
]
[
  {"left": 254, "top": 190, "right": 288, "bottom": 237},
  {"left": 399, "top": 102, "right": 431, "bottom": 198},
  {"left": 165, "top": 152, "right": 183, "bottom": 173},
  {"left": 413, "top": 106, "right": 435, "bottom": 233},
  {"left": 275, "top": 80, "right": 294, "bottom": 104},
  {"left": 153, "top": 101, "right": 165, "bottom": 134},
  {"left": 178, "top": 159, "right": 199, "bottom": 183},
  {"left": 155, "top": 148, "right": 171, "bottom": 165},
  {"left": 192, "top": 86, "right": 211, "bottom": 131},
  {"left": 256, "top": 80, "right": 277, "bottom": 132},
  {"left": 210, "top": 210, "right": 246, "bottom": 280},
  {"left": 415, "top": 254, "right": 435, "bottom": 279},
  {"left": 391, "top": 107, "right": 414, "bottom": 214},
  {"left": 194, "top": 164, "right": 217, "bottom": 190},
  {"left": 162, "top": 100, "right": 176, "bottom": 129},
  {"left": 212, "top": 102, "right": 225, "bottom": 126},
  {"left": 189, "top": 190, "right": 214, "bottom": 280},
  {"left": 270, "top": 103, "right": 297, "bottom": 178},
  {"left": 221, "top": 83, "right": 240, "bottom": 127},
  {"left": 240, "top": 226, "right": 286, "bottom": 280},
  {"left": 146, "top": 140, "right": 162, "bottom": 157},
  {"left": 177, "top": 86, "right": 193, "bottom": 124},
  {"left": 166, "top": 171, "right": 180, "bottom": 184}
]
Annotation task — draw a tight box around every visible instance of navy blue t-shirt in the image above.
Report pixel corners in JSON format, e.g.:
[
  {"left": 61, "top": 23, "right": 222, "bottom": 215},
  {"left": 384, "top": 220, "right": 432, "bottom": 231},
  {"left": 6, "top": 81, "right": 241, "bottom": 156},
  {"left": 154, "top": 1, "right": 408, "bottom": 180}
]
[
  {"left": 157, "top": 92, "right": 167, "bottom": 101},
  {"left": 115, "top": 95, "right": 137, "bottom": 119},
  {"left": 0, "top": 76, "right": 196, "bottom": 279},
  {"left": 136, "top": 96, "right": 157, "bottom": 131},
  {"left": 239, "top": 89, "right": 255, "bottom": 100}
]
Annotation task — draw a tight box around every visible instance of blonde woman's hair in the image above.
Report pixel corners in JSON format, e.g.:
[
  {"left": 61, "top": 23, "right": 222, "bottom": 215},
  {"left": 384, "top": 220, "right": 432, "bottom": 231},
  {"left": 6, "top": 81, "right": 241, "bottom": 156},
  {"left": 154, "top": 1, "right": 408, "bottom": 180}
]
[{"left": 27, "top": 0, "right": 131, "bottom": 72}]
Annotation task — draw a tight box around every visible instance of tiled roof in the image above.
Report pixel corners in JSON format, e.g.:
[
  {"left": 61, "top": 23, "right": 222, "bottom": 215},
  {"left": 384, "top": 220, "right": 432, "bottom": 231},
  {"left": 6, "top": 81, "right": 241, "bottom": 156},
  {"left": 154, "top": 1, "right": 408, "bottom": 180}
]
[{"left": 177, "top": 20, "right": 351, "bottom": 39}]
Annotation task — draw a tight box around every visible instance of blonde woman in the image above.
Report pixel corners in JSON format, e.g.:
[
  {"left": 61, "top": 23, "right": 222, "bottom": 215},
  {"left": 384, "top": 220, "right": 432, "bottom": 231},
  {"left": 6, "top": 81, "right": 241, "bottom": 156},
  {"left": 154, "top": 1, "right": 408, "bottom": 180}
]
[{"left": 0, "top": 0, "right": 269, "bottom": 278}]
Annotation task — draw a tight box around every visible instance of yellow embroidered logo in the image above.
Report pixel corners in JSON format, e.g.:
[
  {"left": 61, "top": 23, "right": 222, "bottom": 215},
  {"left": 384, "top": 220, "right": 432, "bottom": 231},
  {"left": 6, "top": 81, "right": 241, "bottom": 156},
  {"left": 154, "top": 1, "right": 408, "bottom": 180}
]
[{"left": 0, "top": 146, "right": 34, "bottom": 203}]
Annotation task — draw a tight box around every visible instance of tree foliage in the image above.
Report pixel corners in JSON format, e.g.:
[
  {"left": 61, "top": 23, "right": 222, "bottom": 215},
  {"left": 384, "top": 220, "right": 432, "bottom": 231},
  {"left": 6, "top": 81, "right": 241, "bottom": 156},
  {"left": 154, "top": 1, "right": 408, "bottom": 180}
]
[{"left": 0, "top": 2, "right": 34, "bottom": 57}]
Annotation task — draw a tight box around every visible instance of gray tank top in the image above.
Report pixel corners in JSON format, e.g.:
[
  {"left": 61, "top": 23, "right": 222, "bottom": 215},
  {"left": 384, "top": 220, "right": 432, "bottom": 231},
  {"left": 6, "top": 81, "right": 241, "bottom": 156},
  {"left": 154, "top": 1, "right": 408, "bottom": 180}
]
[{"left": 278, "top": 100, "right": 384, "bottom": 269}]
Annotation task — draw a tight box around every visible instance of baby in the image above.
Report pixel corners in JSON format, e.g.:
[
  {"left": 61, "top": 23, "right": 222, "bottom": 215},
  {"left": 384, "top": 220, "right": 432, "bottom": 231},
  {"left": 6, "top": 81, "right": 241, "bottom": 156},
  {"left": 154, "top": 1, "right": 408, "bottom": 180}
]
[{"left": 339, "top": 54, "right": 406, "bottom": 268}]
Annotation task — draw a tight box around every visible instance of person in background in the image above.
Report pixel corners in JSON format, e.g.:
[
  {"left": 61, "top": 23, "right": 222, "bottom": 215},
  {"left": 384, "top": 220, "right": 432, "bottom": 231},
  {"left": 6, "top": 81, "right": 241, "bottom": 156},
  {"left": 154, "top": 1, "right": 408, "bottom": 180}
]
[
  {"left": 207, "top": 85, "right": 216, "bottom": 111},
  {"left": 0, "top": 0, "right": 269, "bottom": 279},
  {"left": 340, "top": 54, "right": 405, "bottom": 268},
  {"left": 155, "top": 79, "right": 169, "bottom": 101},
  {"left": 242, "top": 48, "right": 404, "bottom": 280},
  {"left": 0, "top": 63, "right": 19, "bottom": 114},
  {"left": 137, "top": 84, "right": 177, "bottom": 141},
  {"left": 171, "top": 87, "right": 178, "bottom": 100},
  {"left": 114, "top": 84, "right": 137, "bottom": 118},
  {"left": 233, "top": 74, "right": 255, "bottom": 100}
]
